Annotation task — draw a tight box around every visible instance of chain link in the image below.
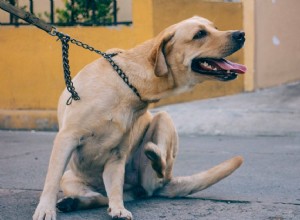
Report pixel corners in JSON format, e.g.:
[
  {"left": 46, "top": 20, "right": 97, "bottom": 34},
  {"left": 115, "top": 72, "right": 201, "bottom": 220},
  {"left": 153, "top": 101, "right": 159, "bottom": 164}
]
[
  {"left": 102, "top": 54, "right": 142, "bottom": 100},
  {"left": 55, "top": 30, "right": 143, "bottom": 105},
  {"left": 57, "top": 32, "right": 80, "bottom": 105}
]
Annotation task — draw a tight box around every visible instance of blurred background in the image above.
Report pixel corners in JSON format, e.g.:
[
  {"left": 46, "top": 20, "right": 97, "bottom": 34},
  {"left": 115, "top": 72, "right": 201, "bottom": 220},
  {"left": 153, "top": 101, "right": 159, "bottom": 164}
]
[{"left": 0, "top": 0, "right": 299, "bottom": 130}]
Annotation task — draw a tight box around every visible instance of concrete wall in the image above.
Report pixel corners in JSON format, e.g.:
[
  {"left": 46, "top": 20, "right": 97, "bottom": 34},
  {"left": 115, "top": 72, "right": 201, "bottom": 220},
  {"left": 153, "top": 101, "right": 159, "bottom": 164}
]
[
  {"left": 254, "top": 0, "right": 300, "bottom": 88},
  {"left": 118, "top": 0, "right": 132, "bottom": 22}
]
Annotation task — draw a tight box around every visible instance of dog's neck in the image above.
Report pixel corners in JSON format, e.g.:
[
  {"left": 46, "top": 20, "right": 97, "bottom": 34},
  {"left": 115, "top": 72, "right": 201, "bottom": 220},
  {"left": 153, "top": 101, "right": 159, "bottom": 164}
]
[{"left": 116, "top": 40, "right": 183, "bottom": 103}]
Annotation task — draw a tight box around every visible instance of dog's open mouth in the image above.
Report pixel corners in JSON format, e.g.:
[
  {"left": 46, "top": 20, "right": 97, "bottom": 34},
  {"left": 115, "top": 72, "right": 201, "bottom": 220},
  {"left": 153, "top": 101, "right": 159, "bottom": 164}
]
[{"left": 191, "top": 58, "right": 247, "bottom": 81}]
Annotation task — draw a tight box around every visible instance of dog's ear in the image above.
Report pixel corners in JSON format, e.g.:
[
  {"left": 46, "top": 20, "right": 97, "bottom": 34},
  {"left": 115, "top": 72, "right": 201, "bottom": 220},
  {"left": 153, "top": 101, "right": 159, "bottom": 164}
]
[{"left": 149, "top": 31, "right": 174, "bottom": 77}]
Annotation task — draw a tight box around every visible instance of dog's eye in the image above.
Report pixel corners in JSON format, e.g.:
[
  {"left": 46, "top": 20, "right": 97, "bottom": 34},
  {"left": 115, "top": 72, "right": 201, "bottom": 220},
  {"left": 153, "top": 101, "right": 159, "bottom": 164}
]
[{"left": 193, "top": 30, "right": 207, "bottom": 39}]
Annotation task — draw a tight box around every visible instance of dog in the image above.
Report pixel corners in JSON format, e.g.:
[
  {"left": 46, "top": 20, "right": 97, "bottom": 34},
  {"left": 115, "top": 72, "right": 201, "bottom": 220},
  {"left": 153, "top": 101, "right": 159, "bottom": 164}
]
[{"left": 33, "top": 16, "right": 246, "bottom": 220}]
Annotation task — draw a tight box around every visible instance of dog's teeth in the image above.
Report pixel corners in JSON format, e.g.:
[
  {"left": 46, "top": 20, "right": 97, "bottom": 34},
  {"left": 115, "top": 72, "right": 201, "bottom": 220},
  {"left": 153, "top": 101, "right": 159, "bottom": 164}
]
[
  {"left": 200, "top": 62, "right": 216, "bottom": 70},
  {"left": 213, "top": 68, "right": 217, "bottom": 71},
  {"left": 227, "top": 70, "right": 230, "bottom": 73}
]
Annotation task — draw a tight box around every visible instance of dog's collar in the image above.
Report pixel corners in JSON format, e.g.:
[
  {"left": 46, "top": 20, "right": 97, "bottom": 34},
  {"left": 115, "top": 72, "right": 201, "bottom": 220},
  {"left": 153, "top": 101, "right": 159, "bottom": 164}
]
[{"left": 103, "top": 53, "right": 160, "bottom": 104}]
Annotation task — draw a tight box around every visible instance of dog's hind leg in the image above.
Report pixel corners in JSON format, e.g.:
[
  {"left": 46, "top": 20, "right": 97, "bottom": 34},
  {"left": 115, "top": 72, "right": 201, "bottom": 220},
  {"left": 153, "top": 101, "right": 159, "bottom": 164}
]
[
  {"left": 155, "top": 156, "right": 243, "bottom": 198},
  {"left": 56, "top": 170, "right": 108, "bottom": 212},
  {"left": 139, "top": 111, "right": 243, "bottom": 199},
  {"left": 143, "top": 111, "right": 178, "bottom": 179},
  {"left": 137, "top": 111, "right": 179, "bottom": 196}
]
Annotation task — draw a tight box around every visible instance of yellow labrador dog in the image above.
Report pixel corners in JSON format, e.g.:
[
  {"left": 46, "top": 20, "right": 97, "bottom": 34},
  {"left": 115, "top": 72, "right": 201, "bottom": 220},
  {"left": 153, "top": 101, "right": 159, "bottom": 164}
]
[{"left": 33, "top": 16, "right": 246, "bottom": 220}]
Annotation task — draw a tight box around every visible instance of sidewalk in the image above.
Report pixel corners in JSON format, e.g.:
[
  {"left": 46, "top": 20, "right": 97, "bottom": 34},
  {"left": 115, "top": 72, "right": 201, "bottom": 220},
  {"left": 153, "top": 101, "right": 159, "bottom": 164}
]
[
  {"left": 154, "top": 81, "right": 300, "bottom": 136},
  {"left": 0, "top": 82, "right": 300, "bottom": 219}
]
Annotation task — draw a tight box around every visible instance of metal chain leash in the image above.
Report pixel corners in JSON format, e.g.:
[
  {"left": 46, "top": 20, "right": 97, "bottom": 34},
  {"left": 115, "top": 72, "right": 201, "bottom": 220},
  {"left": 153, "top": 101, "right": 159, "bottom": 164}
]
[
  {"left": 54, "top": 29, "right": 143, "bottom": 105},
  {"left": 57, "top": 32, "right": 80, "bottom": 105},
  {"left": 102, "top": 54, "right": 142, "bottom": 100}
]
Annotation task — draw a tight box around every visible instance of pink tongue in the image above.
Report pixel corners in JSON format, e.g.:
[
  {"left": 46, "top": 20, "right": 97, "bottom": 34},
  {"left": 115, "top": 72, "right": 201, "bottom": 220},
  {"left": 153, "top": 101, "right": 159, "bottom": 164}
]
[{"left": 211, "top": 58, "right": 247, "bottom": 74}]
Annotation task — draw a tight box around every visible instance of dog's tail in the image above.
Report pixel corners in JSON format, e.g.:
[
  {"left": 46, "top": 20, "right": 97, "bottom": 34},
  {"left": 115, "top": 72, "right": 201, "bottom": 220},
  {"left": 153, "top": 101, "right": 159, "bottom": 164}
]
[{"left": 155, "top": 156, "right": 243, "bottom": 198}]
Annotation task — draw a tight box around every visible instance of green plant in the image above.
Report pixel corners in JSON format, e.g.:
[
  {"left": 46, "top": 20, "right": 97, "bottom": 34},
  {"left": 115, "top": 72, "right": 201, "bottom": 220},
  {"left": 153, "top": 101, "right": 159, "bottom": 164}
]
[{"left": 56, "top": 0, "right": 114, "bottom": 24}]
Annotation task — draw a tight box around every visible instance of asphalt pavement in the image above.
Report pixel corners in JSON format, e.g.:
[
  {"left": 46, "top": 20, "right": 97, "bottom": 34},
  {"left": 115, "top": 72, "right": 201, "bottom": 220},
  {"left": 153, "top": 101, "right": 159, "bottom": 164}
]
[{"left": 1, "top": 81, "right": 300, "bottom": 220}]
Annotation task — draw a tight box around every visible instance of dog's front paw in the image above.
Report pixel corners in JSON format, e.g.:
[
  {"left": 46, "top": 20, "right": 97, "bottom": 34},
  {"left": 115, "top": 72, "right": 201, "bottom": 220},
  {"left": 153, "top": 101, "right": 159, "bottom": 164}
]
[
  {"left": 33, "top": 203, "right": 56, "bottom": 220},
  {"left": 108, "top": 207, "right": 133, "bottom": 220}
]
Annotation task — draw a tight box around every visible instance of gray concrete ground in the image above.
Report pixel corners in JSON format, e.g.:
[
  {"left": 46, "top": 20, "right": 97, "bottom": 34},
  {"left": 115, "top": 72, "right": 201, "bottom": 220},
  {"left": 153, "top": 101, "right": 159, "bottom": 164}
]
[
  {"left": 154, "top": 81, "right": 300, "bottom": 136},
  {"left": 1, "top": 82, "right": 300, "bottom": 220}
]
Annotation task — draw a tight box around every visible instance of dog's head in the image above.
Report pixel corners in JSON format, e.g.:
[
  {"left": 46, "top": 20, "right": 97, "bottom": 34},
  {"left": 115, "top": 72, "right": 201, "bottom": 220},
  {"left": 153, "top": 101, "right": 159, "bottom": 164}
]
[{"left": 149, "top": 16, "right": 246, "bottom": 87}]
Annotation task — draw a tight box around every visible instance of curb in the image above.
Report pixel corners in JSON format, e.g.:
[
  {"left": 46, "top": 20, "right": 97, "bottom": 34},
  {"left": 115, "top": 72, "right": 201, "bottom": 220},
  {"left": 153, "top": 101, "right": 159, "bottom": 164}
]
[{"left": 0, "top": 110, "right": 58, "bottom": 131}]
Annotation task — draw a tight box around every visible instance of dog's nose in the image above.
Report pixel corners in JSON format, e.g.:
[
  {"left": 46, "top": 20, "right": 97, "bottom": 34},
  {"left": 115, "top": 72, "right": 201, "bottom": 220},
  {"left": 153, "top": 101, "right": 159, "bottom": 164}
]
[{"left": 232, "top": 31, "right": 245, "bottom": 43}]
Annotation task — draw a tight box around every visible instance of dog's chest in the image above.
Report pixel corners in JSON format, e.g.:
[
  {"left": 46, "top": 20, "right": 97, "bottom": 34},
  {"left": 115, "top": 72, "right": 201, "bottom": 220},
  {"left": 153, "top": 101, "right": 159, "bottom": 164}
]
[{"left": 70, "top": 108, "right": 148, "bottom": 174}]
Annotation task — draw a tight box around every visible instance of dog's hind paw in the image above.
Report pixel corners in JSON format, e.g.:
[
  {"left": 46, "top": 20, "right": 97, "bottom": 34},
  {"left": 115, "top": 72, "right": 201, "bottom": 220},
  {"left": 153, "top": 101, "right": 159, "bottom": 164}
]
[
  {"left": 108, "top": 207, "right": 133, "bottom": 220},
  {"left": 144, "top": 142, "right": 166, "bottom": 178},
  {"left": 56, "top": 197, "right": 79, "bottom": 212}
]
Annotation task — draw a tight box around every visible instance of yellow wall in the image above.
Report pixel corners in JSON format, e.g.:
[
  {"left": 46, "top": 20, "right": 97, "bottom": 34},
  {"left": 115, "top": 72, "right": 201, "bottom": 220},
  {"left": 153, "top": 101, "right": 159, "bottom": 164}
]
[
  {"left": 0, "top": 0, "right": 244, "bottom": 130},
  {"left": 242, "top": 0, "right": 255, "bottom": 92},
  {"left": 0, "top": 0, "right": 154, "bottom": 110}
]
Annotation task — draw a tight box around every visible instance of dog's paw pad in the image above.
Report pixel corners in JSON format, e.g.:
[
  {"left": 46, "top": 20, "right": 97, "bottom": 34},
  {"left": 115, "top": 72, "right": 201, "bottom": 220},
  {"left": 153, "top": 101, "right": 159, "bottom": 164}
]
[
  {"left": 56, "top": 197, "right": 79, "bottom": 212},
  {"left": 145, "top": 142, "right": 166, "bottom": 178},
  {"left": 144, "top": 142, "right": 161, "bottom": 161}
]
